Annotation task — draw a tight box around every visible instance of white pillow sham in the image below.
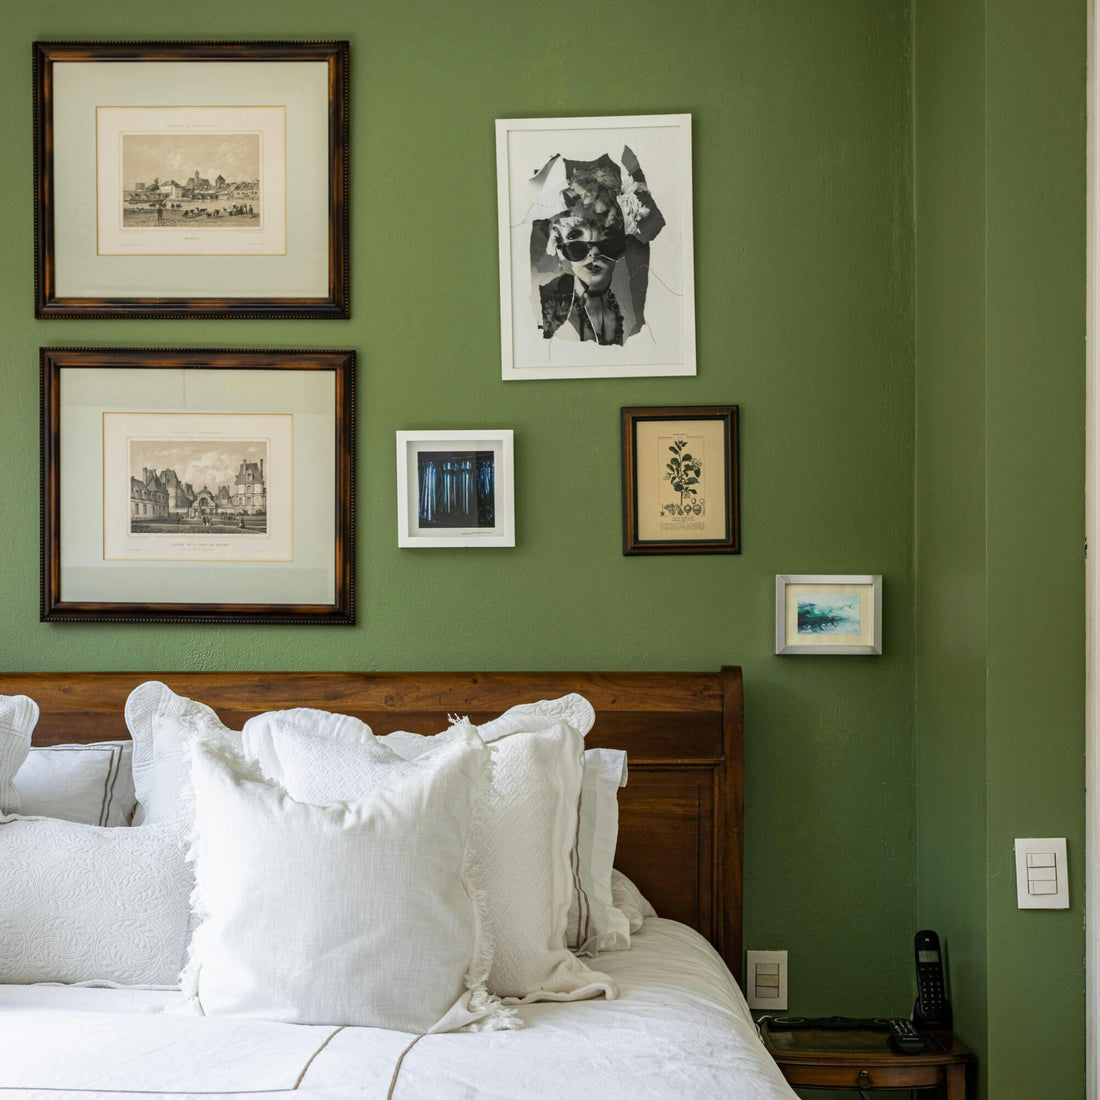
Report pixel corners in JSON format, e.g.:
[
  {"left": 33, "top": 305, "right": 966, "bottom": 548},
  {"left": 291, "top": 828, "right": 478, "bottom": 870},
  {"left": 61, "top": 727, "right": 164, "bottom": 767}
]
[
  {"left": 381, "top": 697, "right": 631, "bottom": 956},
  {"left": 570, "top": 747, "right": 630, "bottom": 954},
  {"left": 242, "top": 706, "right": 616, "bottom": 1003},
  {"left": 180, "top": 726, "right": 511, "bottom": 1033},
  {"left": 0, "top": 695, "right": 38, "bottom": 814},
  {"left": 242, "top": 707, "right": 405, "bottom": 803},
  {"left": 16, "top": 742, "right": 136, "bottom": 826},
  {"left": 0, "top": 815, "right": 190, "bottom": 986},
  {"left": 125, "top": 682, "right": 241, "bottom": 825}
]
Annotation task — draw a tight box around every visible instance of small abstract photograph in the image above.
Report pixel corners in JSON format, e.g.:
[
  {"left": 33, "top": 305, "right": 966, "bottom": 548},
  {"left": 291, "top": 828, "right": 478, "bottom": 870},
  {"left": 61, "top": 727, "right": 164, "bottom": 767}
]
[
  {"left": 796, "top": 593, "right": 862, "bottom": 636},
  {"left": 416, "top": 451, "right": 495, "bottom": 529}
]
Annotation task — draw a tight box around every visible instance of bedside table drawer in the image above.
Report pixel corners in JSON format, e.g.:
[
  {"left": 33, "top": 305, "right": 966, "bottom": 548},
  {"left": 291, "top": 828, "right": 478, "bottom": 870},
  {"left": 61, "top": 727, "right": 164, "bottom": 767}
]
[{"left": 781, "top": 1062, "right": 945, "bottom": 1090}]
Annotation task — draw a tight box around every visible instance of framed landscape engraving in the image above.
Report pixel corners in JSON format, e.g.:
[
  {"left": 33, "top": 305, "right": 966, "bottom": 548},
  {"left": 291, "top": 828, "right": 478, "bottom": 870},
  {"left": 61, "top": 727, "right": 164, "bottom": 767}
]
[
  {"left": 496, "top": 114, "right": 695, "bottom": 380},
  {"left": 33, "top": 41, "right": 349, "bottom": 318},
  {"left": 775, "top": 575, "right": 883, "bottom": 655},
  {"left": 396, "top": 430, "right": 515, "bottom": 548},
  {"left": 41, "top": 348, "right": 354, "bottom": 623},
  {"left": 621, "top": 406, "right": 739, "bottom": 555}
]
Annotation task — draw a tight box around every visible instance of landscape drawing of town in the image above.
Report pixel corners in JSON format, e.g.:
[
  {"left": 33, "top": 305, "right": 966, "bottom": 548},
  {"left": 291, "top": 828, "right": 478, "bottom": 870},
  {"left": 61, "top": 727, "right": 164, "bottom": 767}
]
[
  {"left": 128, "top": 439, "right": 268, "bottom": 536},
  {"left": 121, "top": 132, "right": 262, "bottom": 229}
]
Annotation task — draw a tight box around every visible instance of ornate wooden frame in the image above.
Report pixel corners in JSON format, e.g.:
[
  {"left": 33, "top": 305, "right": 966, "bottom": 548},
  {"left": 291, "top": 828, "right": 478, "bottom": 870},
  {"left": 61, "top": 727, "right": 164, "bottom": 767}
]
[
  {"left": 0, "top": 667, "right": 745, "bottom": 982},
  {"left": 40, "top": 347, "right": 355, "bottom": 624},
  {"left": 33, "top": 41, "right": 350, "bottom": 319}
]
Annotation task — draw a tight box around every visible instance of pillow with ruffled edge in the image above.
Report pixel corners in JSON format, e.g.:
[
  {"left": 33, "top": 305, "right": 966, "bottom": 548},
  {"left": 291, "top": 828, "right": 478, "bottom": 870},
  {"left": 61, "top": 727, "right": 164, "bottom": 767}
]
[
  {"left": 241, "top": 707, "right": 406, "bottom": 803},
  {"left": 0, "top": 695, "right": 38, "bottom": 814},
  {"left": 125, "top": 682, "right": 241, "bottom": 826},
  {"left": 243, "top": 703, "right": 616, "bottom": 1003},
  {"left": 179, "top": 723, "right": 515, "bottom": 1033},
  {"left": 382, "top": 695, "right": 632, "bottom": 957}
]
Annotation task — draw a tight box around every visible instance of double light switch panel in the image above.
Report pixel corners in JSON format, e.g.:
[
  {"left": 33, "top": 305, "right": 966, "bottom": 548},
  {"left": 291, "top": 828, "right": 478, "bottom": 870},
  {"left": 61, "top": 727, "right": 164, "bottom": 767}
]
[
  {"left": 1014, "top": 837, "right": 1069, "bottom": 909},
  {"left": 746, "top": 949, "right": 788, "bottom": 1010}
]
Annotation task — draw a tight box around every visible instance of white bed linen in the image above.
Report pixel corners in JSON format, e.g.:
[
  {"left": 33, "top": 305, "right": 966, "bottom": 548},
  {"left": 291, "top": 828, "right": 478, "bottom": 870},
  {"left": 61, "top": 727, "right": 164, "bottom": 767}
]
[{"left": 0, "top": 919, "right": 796, "bottom": 1100}]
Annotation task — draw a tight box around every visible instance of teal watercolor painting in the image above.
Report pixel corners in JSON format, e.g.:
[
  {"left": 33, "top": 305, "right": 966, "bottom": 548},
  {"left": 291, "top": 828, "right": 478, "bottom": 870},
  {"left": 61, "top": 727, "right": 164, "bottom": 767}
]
[{"left": 796, "top": 593, "right": 861, "bottom": 635}]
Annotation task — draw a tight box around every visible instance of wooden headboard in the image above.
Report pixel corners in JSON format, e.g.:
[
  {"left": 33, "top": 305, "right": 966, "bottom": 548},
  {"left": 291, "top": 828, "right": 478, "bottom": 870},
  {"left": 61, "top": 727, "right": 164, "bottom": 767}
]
[{"left": 0, "top": 666, "right": 745, "bottom": 982}]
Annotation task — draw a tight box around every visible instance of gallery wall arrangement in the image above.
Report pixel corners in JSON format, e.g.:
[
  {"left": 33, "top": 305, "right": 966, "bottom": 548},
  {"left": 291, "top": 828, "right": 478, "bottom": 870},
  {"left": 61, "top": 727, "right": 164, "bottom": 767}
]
[{"left": 31, "top": 40, "right": 768, "bottom": 627}]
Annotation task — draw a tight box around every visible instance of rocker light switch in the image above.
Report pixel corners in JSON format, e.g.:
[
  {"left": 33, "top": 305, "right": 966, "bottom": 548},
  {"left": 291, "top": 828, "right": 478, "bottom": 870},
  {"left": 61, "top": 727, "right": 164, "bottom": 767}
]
[
  {"left": 1014, "top": 838, "right": 1069, "bottom": 909},
  {"left": 746, "top": 949, "right": 788, "bottom": 1010}
]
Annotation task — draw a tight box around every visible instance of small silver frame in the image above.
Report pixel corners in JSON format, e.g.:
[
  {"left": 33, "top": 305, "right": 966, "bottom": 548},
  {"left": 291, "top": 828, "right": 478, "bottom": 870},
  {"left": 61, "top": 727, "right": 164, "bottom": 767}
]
[{"left": 775, "top": 574, "right": 882, "bottom": 656}]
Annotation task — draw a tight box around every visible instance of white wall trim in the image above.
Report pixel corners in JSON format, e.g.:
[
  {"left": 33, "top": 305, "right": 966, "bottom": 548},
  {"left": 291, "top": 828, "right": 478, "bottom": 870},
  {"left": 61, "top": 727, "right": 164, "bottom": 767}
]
[{"left": 1086, "top": 2, "right": 1098, "bottom": 1097}]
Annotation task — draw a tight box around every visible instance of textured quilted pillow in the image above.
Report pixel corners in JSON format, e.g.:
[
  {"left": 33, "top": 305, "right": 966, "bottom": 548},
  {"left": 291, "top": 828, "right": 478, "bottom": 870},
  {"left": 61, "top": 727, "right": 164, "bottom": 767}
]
[
  {"left": 180, "top": 726, "right": 510, "bottom": 1032},
  {"left": 0, "top": 816, "right": 190, "bottom": 986},
  {"left": 125, "top": 682, "right": 241, "bottom": 825},
  {"left": 384, "top": 696, "right": 632, "bottom": 957},
  {"left": 0, "top": 695, "right": 38, "bottom": 814},
  {"left": 241, "top": 708, "right": 407, "bottom": 803},
  {"left": 16, "top": 742, "right": 136, "bottom": 826}
]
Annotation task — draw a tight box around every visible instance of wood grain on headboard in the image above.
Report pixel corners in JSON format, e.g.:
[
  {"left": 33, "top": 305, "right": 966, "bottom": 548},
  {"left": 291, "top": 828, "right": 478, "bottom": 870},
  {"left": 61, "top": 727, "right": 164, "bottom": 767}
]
[{"left": 0, "top": 667, "right": 745, "bottom": 982}]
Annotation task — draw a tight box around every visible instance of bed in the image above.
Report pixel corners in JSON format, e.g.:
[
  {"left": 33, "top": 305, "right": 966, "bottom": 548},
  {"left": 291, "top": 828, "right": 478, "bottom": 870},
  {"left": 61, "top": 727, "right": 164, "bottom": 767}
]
[{"left": 0, "top": 667, "right": 796, "bottom": 1099}]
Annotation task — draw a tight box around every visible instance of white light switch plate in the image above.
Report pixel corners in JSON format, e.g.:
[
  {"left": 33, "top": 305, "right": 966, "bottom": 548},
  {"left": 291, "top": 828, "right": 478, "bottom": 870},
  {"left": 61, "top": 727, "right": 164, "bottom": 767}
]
[
  {"left": 1014, "top": 837, "right": 1069, "bottom": 909},
  {"left": 746, "top": 949, "right": 788, "bottom": 1010}
]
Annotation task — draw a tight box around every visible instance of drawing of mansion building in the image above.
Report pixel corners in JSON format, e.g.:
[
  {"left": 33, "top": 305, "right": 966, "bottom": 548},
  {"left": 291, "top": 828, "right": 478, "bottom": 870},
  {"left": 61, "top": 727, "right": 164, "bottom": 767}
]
[
  {"left": 234, "top": 459, "right": 266, "bottom": 515},
  {"left": 130, "top": 460, "right": 265, "bottom": 519}
]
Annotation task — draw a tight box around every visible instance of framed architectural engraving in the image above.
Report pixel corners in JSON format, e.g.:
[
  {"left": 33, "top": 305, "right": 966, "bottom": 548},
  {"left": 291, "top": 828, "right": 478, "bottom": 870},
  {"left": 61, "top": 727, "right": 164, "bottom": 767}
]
[
  {"left": 775, "top": 575, "right": 883, "bottom": 655},
  {"left": 33, "top": 41, "right": 349, "bottom": 318},
  {"left": 496, "top": 114, "right": 695, "bottom": 380},
  {"left": 41, "top": 348, "right": 355, "bottom": 623},
  {"left": 396, "top": 430, "right": 515, "bottom": 548},
  {"left": 621, "top": 406, "right": 739, "bottom": 555}
]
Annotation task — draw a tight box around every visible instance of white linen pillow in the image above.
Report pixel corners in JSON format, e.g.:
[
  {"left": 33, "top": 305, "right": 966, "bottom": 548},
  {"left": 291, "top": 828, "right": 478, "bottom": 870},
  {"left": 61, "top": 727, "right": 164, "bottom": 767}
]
[
  {"left": 610, "top": 868, "right": 658, "bottom": 932},
  {"left": 382, "top": 695, "right": 632, "bottom": 957},
  {"left": 0, "top": 815, "right": 190, "bottom": 986},
  {"left": 180, "top": 726, "right": 511, "bottom": 1033},
  {"left": 16, "top": 742, "right": 136, "bottom": 826},
  {"left": 242, "top": 705, "right": 615, "bottom": 1002},
  {"left": 0, "top": 695, "right": 38, "bottom": 814},
  {"left": 125, "top": 682, "right": 241, "bottom": 825}
]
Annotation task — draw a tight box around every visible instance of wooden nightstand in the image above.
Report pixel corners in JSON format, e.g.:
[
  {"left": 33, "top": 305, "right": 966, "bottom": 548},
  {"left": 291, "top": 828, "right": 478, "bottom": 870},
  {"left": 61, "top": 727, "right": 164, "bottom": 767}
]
[{"left": 760, "top": 1021, "right": 973, "bottom": 1096}]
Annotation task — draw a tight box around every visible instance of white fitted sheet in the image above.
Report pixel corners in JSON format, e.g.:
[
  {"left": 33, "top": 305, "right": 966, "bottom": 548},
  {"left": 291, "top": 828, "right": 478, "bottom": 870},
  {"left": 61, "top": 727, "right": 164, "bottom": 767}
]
[{"left": 0, "top": 919, "right": 796, "bottom": 1100}]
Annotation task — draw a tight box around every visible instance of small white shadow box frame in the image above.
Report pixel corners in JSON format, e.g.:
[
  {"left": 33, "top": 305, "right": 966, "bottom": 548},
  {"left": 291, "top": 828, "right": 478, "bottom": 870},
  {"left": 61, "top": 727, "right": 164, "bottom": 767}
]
[
  {"left": 396, "top": 430, "right": 515, "bottom": 548},
  {"left": 775, "top": 574, "right": 882, "bottom": 655}
]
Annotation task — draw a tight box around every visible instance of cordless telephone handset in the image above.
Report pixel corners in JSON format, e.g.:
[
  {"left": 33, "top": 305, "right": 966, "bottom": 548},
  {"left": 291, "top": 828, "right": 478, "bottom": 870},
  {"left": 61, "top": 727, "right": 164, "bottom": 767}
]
[{"left": 912, "top": 929, "right": 952, "bottom": 1029}]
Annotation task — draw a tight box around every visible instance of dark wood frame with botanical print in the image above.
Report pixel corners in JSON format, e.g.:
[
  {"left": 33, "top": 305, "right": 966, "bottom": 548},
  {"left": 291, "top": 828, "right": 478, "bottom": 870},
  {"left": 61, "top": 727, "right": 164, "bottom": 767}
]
[
  {"left": 33, "top": 41, "right": 349, "bottom": 319},
  {"left": 621, "top": 405, "right": 740, "bottom": 556},
  {"left": 41, "top": 348, "right": 355, "bottom": 624}
]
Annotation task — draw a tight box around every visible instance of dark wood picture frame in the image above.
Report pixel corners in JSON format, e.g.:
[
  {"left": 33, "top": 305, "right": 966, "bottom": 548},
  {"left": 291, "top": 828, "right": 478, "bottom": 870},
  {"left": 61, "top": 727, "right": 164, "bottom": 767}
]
[
  {"left": 33, "top": 41, "right": 349, "bottom": 319},
  {"left": 621, "top": 405, "right": 740, "bottom": 555},
  {"left": 41, "top": 348, "right": 355, "bottom": 624}
]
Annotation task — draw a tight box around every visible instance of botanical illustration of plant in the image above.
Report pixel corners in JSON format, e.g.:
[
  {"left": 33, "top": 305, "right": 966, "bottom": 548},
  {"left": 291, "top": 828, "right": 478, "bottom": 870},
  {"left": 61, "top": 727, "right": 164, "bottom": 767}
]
[{"left": 664, "top": 439, "right": 701, "bottom": 508}]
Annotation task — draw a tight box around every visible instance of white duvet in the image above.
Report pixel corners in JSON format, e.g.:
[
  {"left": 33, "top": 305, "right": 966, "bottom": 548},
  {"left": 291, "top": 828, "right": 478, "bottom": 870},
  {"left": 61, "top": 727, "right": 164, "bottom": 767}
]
[{"left": 0, "top": 919, "right": 796, "bottom": 1099}]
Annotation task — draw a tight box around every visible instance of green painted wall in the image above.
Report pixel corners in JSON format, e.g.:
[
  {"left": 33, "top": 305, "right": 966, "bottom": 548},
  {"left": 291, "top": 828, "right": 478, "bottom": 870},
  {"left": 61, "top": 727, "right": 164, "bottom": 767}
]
[
  {"left": 4, "top": 0, "right": 1089, "bottom": 1093},
  {"left": 914, "top": 2, "right": 1086, "bottom": 1097}
]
